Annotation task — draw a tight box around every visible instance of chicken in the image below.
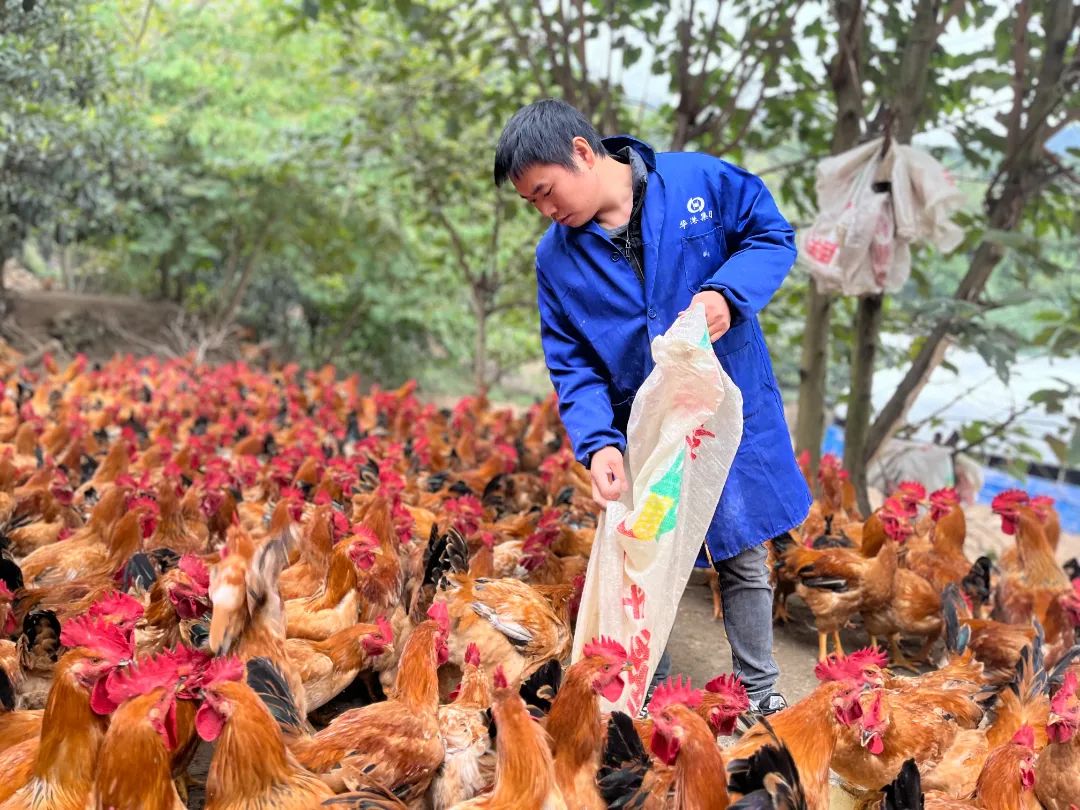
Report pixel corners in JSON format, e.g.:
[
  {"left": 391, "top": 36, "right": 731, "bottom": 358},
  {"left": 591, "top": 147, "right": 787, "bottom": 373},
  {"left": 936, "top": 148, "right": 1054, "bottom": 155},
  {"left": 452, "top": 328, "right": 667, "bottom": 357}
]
[
  {"left": 90, "top": 651, "right": 192, "bottom": 810},
  {"left": 992, "top": 490, "right": 1072, "bottom": 627},
  {"left": 630, "top": 677, "right": 730, "bottom": 809},
  {"left": 208, "top": 528, "right": 309, "bottom": 717},
  {"left": 0, "top": 616, "right": 133, "bottom": 808},
  {"left": 0, "top": 669, "right": 41, "bottom": 756},
  {"left": 726, "top": 730, "right": 807, "bottom": 808},
  {"left": 787, "top": 499, "right": 903, "bottom": 661},
  {"left": 860, "top": 505, "right": 942, "bottom": 668},
  {"left": 904, "top": 487, "right": 972, "bottom": 592},
  {"left": 278, "top": 503, "right": 334, "bottom": 601},
  {"left": 834, "top": 686, "right": 977, "bottom": 794},
  {"left": 287, "top": 607, "right": 449, "bottom": 799},
  {"left": 727, "top": 677, "right": 865, "bottom": 810},
  {"left": 285, "top": 617, "right": 393, "bottom": 711},
  {"left": 135, "top": 554, "right": 212, "bottom": 655},
  {"left": 284, "top": 531, "right": 377, "bottom": 641},
  {"left": 634, "top": 671, "right": 750, "bottom": 748},
  {"left": 428, "top": 643, "right": 496, "bottom": 809},
  {"left": 1035, "top": 671, "right": 1080, "bottom": 810},
  {"left": 943, "top": 583, "right": 1038, "bottom": 687},
  {"left": 434, "top": 528, "right": 570, "bottom": 687},
  {"left": 10, "top": 608, "right": 63, "bottom": 710},
  {"left": 450, "top": 666, "right": 566, "bottom": 809},
  {"left": 545, "top": 637, "right": 630, "bottom": 809},
  {"left": 193, "top": 656, "right": 335, "bottom": 810}
]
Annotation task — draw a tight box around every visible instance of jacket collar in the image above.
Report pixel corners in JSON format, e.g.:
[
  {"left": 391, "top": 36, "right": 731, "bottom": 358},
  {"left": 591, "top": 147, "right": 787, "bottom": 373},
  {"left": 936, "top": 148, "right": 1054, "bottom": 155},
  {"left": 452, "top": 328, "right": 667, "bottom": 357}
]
[{"left": 602, "top": 136, "right": 656, "bottom": 171}]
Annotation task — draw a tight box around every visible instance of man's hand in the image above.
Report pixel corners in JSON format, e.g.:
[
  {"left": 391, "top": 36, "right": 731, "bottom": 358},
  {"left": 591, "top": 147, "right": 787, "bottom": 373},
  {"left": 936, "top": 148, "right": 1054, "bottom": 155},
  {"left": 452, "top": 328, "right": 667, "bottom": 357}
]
[
  {"left": 590, "top": 446, "right": 627, "bottom": 508},
  {"left": 683, "top": 290, "right": 731, "bottom": 342}
]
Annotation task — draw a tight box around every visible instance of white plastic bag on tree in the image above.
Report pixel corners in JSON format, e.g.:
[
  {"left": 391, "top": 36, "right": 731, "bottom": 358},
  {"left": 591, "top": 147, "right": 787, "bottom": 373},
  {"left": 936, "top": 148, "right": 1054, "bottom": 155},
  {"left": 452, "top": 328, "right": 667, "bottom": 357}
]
[
  {"left": 570, "top": 304, "right": 743, "bottom": 716},
  {"left": 798, "top": 137, "right": 965, "bottom": 297}
]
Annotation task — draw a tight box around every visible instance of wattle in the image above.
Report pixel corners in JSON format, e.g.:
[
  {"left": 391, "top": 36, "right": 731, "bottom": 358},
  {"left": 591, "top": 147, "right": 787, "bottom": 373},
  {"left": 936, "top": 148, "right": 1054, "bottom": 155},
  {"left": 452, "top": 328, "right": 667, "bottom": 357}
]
[
  {"left": 600, "top": 674, "right": 625, "bottom": 703},
  {"left": 195, "top": 703, "right": 225, "bottom": 742}
]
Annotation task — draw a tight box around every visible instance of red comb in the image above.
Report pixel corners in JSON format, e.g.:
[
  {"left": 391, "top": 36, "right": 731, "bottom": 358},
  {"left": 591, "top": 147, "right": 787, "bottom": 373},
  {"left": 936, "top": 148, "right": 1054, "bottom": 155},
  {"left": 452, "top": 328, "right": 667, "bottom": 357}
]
[
  {"left": 375, "top": 615, "right": 394, "bottom": 644},
  {"left": 992, "top": 489, "right": 1030, "bottom": 511},
  {"left": 1011, "top": 725, "right": 1035, "bottom": 748},
  {"left": 426, "top": 601, "right": 450, "bottom": 635},
  {"left": 194, "top": 656, "right": 245, "bottom": 690},
  {"left": 61, "top": 615, "right": 134, "bottom": 663},
  {"left": 846, "top": 647, "right": 889, "bottom": 670},
  {"left": 814, "top": 647, "right": 885, "bottom": 684},
  {"left": 582, "top": 635, "right": 629, "bottom": 662},
  {"left": 493, "top": 665, "right": 508, "bottom": 689},
  {"left": 178, "top": 555, "right": 210, "bottom": 590},
  {"left": 105, "top": 652, "right": 180, "bottom": 705},
  {"left": 88, "top": 591, "right": 145, "bottom": 627},
  {"left": 704, "top": 673, "right": 750, "bottom": 711},
  {"left": 464, "top": 642, "right": 481, "bottom": 667},
  {"left": 930, "top": 487, "right": 959, "bottom": 503},
  {"left": 895, "top": 481, "right": 926, "bottom": 499},
  {"left": 648, "top": 676, "right": 702, "bottom": 714}
]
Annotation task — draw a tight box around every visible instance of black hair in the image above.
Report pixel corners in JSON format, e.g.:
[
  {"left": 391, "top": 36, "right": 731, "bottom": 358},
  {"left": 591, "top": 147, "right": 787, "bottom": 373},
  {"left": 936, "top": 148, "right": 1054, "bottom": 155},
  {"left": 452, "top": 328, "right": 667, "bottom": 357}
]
[{"left": 493, "top": 98, "right": 607, "bottom": 186}]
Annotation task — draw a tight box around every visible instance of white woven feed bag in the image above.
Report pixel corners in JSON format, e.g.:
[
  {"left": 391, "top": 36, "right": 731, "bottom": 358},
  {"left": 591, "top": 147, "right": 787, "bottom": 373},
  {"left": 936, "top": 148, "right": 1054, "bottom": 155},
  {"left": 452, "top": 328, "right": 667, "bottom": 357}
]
[{"left": 571, "top": 304, "right": 743, "bottom": 716}]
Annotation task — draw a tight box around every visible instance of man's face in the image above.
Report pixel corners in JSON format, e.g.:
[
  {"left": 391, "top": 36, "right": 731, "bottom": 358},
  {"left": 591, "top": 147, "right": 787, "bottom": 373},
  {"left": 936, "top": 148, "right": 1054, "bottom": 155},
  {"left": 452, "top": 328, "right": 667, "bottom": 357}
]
[{"left": 512, "top": 139, "right": 598, "bottom": 228}]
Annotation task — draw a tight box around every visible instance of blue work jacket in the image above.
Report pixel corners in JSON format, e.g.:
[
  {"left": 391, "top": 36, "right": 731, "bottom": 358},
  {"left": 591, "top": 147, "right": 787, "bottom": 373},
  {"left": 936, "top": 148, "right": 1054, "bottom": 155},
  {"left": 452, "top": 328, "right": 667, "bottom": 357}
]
[{"left": 535, "top": 136, "right": 811, "bottom": 562}]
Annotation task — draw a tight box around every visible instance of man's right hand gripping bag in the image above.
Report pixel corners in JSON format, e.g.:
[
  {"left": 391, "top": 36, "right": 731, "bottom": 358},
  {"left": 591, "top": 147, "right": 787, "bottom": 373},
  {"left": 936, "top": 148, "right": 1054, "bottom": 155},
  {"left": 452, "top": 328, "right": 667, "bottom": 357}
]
[{"left": 571, "top": 303, "right": 743, "bottom": 716}]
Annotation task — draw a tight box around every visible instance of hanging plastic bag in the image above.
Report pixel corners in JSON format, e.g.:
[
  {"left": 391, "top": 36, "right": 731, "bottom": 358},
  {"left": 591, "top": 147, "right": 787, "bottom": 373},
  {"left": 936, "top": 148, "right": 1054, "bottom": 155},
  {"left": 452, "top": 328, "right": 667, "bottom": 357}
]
[
  {"left": 570, "top": 304, "right": 743, "bottom": 716},
  {"left": 798, "top": 137, "right": 965, "bottom": 297}
]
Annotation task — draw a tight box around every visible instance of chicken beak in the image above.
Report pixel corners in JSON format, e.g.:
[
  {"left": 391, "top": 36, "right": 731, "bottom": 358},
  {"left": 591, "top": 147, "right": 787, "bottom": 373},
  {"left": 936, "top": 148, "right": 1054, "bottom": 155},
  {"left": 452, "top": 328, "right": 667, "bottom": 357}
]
[
  {"left": 622, "top": 662, "right": 634, "bottom": 673},
  {"left": 1048, "top": 712, "right": 1062, "bottom": 726}
]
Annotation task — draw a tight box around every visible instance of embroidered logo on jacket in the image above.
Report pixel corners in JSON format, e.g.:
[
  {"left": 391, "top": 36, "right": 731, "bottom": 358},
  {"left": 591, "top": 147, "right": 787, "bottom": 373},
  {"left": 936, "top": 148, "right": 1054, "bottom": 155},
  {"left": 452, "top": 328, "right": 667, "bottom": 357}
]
[{"left": 686, "top": 196, "right": 705, "bottom": 214}]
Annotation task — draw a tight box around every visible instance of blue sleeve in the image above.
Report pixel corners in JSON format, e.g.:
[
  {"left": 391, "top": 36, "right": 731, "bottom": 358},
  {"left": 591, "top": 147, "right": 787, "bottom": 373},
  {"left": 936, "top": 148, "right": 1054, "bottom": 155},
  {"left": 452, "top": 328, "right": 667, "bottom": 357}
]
[
  {"left": 536, "top": 265, "right": 626, "bottom": 467},
  {"left": 700, "top": 161, "right": 797, "bottom": 323}
]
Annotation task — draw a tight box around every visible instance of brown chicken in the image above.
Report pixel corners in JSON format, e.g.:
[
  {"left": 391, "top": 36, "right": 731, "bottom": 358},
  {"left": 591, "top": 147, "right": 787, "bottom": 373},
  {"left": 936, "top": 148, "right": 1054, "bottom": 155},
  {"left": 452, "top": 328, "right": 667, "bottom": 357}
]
[
  {"left": 0, "top": 616, "right": 134, "bottom": 808},
  {"left": 193, "top": 656, "right": 335, "bottom": 810},
  {"left": 637, "top": 678, "right": 729, "bottom": 809},
  {"left": 285, "top": 617, "right": 393, "bottom": 712},
  {"left": 992, "top": 490, "right": 1072, "bottom": 627},
  {"left": 727, "top": 677, "right": 865, "bottom": 810},
  {"left": 861, "top": 507, "right": 943, "bottom": 668},
  {"left": 451, "top": 666, "right": 566, "bottom": 809},
  {"left": 90, "top": 651, "right": 194, "bottom": 810},
  {"left": 437, "top": 553, "right": 571, "bottom": 687},
  {"left": 288, "top": 607, "right": 450, "bottom": 798},
  {"left": 904, "top": 487, "right": 972, "bottom": 592},
  {"left": 208, "top": 528, "right": 309, "bottom": 717},
  {"left": 1035, "top": 671, "right": 1080, "bottom": 810},
  {"left": 284, "top": 531, "right": 377, "bottom": 641},
  {"left": 428, "top": 643, "right": 496, "bottom": 810},
  {"left": 787, "top": 500, "right": 903, "bottom": 661},
  {"left": 545, "top": 637, "right": 631, "bottom": 809}
]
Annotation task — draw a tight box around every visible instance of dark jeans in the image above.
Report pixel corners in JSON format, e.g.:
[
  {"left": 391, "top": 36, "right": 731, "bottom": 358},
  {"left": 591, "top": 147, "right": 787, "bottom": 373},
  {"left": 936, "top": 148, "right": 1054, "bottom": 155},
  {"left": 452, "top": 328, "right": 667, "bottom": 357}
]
[{"left": 649, "top": 541, "right": 779, "bottom": 706}]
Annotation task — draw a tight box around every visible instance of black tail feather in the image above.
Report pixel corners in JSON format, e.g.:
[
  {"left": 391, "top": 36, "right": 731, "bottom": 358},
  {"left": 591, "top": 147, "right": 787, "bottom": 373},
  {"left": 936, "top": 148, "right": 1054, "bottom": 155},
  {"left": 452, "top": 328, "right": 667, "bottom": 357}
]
[
  {"left": 596, "top": 710, "right": 652, "bottom": 809},
  {"left": 0, "top": 554, "right": 24, "bottom": 594},
  {"left": 881, "top": 758, "right": 923, "bottom": 810},
  {"left": 518, "top": 658, "right": 562, "bottom": 719},
  {"left": 1049, "top": 645, "right": 1080, "bottom": 692},
  {"left": 246, "top": 656, "right": 305, "bottom": 733},
  {"left": 960, "top": 556, "right": 992, "bottom": 609},
  {"left": 942, "top": 583, "right": 968, "bottom": 655},
  {"left": 0, "top": 668, "right": 15, "bottom": 712},
  {"left": 21, "top": 609, "right": 61, "bottom": 660},
  {"left": 727, "top": 718, "right": 807, "bottom": 809},
  {"left": 120, "top": 552, "right": 160, "bottom": 592}
]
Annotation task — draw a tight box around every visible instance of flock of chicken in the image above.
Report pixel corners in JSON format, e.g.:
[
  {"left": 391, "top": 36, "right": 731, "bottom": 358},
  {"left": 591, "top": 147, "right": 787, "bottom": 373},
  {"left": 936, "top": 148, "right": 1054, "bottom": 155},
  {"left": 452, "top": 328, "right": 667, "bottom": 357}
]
[{"left": 0, "top": 350, "right": 1076, "bottom": 810}]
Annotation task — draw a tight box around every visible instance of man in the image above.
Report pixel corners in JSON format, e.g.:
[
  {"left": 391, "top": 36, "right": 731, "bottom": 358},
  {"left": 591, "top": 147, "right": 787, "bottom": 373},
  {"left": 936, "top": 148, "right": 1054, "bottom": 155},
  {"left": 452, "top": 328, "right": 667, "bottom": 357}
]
[{"left": 493, "top": 99, "right": 811, "bottom": 720}]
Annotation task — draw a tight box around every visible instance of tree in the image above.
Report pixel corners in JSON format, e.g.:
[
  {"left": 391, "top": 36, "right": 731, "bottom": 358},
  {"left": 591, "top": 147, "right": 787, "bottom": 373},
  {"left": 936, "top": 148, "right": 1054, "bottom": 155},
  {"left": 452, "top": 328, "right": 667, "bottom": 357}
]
[{"left": 0, "top": 0, "right": 142, "bottom": 295}]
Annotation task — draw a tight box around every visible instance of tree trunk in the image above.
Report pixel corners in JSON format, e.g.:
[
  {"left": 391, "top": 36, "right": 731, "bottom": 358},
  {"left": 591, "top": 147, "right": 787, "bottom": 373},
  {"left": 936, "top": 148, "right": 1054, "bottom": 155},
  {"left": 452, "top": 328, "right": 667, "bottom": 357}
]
[
  {"left": 865, "top": 195, "right": 1018, "bottom": 458},
  {"left": 844, "top": 293, "right": 883, "bottom": 514},
  {"left": 472, "top": 293, "right": 489, "bottom": 396},
  {"left": 864, "top": 0, "right": 1074, "bottom": 462},
  {"left": 795, "top": 285, "right": 833, "bottom": 463},
  {"left": 842, "top": 0, "right": 945, "bottom": 507},
  {"left": 794, "top": 0, "right": 864, "bottom": 472}
]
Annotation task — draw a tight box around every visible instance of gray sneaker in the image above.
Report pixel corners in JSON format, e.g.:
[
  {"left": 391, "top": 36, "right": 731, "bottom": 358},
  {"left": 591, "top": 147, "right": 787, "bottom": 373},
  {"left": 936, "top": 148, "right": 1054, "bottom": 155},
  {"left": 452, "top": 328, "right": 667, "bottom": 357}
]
[{"left": 735, "top": 692, "right": 788, "bottom": 734}]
